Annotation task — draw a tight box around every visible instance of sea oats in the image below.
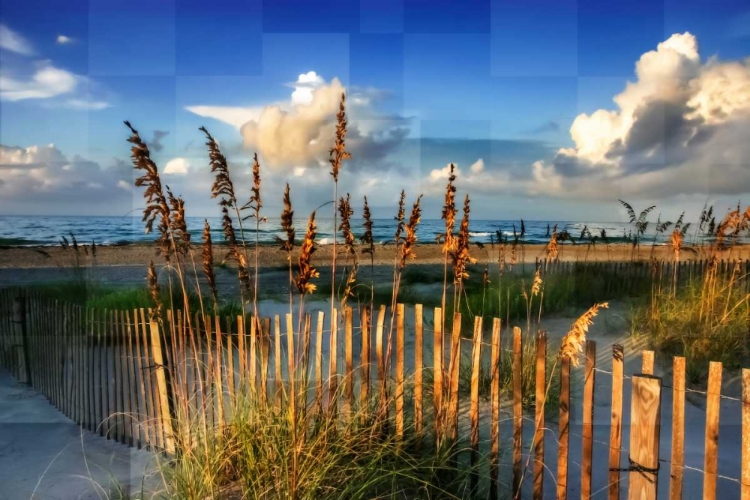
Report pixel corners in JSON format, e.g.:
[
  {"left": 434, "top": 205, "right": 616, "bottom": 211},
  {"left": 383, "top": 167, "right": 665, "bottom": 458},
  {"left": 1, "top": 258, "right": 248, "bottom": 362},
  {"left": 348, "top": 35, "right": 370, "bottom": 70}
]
[
  {"left": 147, "top": 260, "right": 162, "bottom": 321},
  {"left": 559, "top": 303, "right": 608, "bottom": 366},
  {"left": 125, "top": 121, "right": 172, "bottom": 261},
  {"left": 399, "top": 195, "right": 423, "bottom": 269},
  {"left": 277, "top": 182, "right": 295, "bottom": 256},
  {"left": 296, "top": 211, "right": 319, "bottom": 295},
  {"left": 441, "top": 163, "right": 457, "bottom": 254},
  {"left": 338, "top": 193, "right": 356, "bottom": 258},
  {"left": 202, "top": 220, "right": 218, "bottom": 310},
  {"left": 361, "top": 196, "right": 375, "bottom": 267},
  {"left": 329, "top": 92, "right": 351, "bottom": 183},
  {"left": 450, "top": 194, "right": 477, "bottom": 283}
]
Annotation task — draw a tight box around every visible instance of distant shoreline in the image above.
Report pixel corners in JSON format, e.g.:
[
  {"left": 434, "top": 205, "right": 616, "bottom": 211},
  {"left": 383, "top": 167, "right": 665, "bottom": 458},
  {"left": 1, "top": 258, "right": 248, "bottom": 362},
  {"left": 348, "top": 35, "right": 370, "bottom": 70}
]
[{"left": 2, "top": 242, "right": 748, "bottom": 270}]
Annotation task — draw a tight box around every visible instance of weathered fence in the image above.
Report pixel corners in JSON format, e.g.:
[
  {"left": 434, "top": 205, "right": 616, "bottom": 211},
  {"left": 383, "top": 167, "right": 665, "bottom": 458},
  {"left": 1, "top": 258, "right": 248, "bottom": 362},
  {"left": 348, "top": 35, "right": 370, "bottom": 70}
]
[{"left": 1, "top": 284, "right": 749, "bottom": 499}]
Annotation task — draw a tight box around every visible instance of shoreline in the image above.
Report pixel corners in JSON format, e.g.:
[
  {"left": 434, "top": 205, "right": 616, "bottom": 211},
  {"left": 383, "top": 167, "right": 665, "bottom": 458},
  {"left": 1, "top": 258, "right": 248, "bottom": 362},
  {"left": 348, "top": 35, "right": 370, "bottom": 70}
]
[{"left": 1, "top": 242, "right": 749, "bottom": 269}]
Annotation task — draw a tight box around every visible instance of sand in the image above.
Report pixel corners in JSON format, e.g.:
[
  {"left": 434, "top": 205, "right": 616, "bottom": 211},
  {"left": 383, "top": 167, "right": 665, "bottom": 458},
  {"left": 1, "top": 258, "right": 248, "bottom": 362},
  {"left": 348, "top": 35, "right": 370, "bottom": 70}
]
[{"left": 2, "top": 242, "right": 749, "bottom": 269}]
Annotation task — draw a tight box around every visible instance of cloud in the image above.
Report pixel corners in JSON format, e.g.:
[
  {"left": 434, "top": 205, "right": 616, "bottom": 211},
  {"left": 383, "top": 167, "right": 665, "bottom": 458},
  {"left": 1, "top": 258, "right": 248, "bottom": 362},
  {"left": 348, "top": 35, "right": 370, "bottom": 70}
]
[
  {"left": 0, "top": 24, "right": 33, "bottom": 55},
  {"left": 149, "top": 130, "right": 169, "bottom": 152},
  {"left": 185, "top": 105, "right": 264, "bottom": 129},
  {"left": 56, "top": 35, "right": 73, "bottom": 45},
  {"left": 187, "top": 71, "right": 409, "bottom": 173},
  {"left": 0, "top": 144, "right": 133, "bottom": 214},
  {"left": 164, "top": 157, "right": 190, "bottom": 175},
  {"left": 0, "top": 62, "right": 77, "bottom": 101},
  {"left": 66, "top": 98, "right": 110, "bottom": 110},
  {"left": 525, "top": 32, "right": 750, "bottom": 201}
]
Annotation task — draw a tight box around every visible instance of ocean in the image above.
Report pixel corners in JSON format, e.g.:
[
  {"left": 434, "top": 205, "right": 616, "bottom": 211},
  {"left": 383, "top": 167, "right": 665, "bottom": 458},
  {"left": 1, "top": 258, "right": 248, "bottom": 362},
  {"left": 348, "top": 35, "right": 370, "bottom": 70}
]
[{"left": 0, "top": 215, "right": 725, "bottom": 247}]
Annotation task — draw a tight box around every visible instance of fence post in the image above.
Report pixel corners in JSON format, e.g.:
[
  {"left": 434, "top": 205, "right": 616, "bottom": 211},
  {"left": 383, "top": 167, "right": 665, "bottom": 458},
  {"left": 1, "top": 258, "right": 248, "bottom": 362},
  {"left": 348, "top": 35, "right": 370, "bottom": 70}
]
[
  {"left": 669, "top": 356, "right": 686, "bottom": 500},
  {"left": 557, "top": 356, "right": 571, "bottom": 500},
  {"left": 609, "top": 344, "right": 624, "bottom": 500},
  {"left": 533, "top": 330, "right": 547, "bottom": 500},
  {"left": 704, "top": 362, "right": 722, "bottom": 500},
  {"left": 512, "top": 326, "right": 523, "bottom": 496},
  {"left": 13, "top": 290, "right": 32, "bottom": 385},
  {"left": 149, "top": 319, "right": 175, "bottom": 454},
  {"left": 582, "top": 340, "right": 597, "bottom": 499},
  {"left": 628, "top": 374, "right": 662, "bottom": 500}
]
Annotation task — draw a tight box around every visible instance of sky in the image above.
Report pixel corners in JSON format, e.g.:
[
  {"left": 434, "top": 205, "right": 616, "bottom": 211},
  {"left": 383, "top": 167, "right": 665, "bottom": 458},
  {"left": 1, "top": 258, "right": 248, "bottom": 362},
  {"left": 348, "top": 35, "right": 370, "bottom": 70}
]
[{"left": 0, "top": 0, "right": 749, "bottom": 223}]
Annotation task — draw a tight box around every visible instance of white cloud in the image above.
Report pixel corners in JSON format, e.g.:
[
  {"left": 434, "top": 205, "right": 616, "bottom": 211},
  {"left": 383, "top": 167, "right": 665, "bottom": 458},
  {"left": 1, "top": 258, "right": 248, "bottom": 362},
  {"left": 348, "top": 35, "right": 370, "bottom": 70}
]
[
  {"left": 164, "top": 157, "right": 190, "bottom": 175},
  {"left": 469, "top": 159, "right": 484, "bottom": 174},
  {"left": 187, "top": 72, "right": 409, "bottom": 173},
  {"left": 289, "top": 71, "right": 325, "bottom": 105},
  {"left": 525, "top": 32, "right": 750, "bottom": 202},
  {"left": 0, "top": 144, "right": 133, "bottom": 213},
  {"left": 0, "top": 62, "right": 77, "bottom": 101},
  {"left": 56, "top": 35, "right": 73, "bottom": 45},
  {"left": 0, "top": 24, "right": 34, "bottom": 55},
  {"left": 116, "top": 180, "right": 131, "bottom": 191},
  {"left": 185, "top": 105, "right": 265, "bottom": 129},
  {"left": 66, "top": 98, "right": 110, "bottom": 110}
]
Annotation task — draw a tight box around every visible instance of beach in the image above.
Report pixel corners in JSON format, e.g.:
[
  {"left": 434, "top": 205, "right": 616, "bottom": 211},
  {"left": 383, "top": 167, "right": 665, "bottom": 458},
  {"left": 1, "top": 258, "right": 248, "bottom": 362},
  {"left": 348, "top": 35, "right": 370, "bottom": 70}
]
[{"left": 2, "top": 242, "right": 748, "bottom": 269}]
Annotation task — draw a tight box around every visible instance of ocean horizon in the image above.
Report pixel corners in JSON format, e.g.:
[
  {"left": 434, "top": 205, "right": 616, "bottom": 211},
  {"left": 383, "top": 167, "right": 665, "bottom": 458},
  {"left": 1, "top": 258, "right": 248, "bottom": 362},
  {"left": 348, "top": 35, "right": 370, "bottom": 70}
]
[{"left": 0, "top": 215, "right": 730, "bottom": 247}]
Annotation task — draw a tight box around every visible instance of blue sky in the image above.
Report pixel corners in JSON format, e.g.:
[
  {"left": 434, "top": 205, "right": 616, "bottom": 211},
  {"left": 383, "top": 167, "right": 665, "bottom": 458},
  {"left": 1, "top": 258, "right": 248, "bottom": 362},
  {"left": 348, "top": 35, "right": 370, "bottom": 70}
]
[{"left": 1, "top": 0, "right": 749, "bottom": 220}]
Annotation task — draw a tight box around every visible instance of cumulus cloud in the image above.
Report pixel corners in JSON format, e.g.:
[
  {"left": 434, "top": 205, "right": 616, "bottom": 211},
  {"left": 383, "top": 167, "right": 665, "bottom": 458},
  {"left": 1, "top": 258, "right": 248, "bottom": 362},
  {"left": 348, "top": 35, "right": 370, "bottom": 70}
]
[
  {"left": 0, "top": 144, "right": 133, "bottom": 214},
  {"left": 525, "top": 32, "right": 750, "bottom": 201},
  {"left": 164, "top": 157, "right": 190, "bottom": 175},
  {"left": 0, "top": 62, "right": 77, "bottom": 101},
  {"left": 187, "top": 71, "right": 409, "bottom": 173},
  {"left": 426, "top": 159, "right": 510, "bottom": 195},
  {"left": 56, "top": 35, "right": 73, "bottom": 45},
  {"left": 0, "top": 24, "right": 33, "bottom": 55}
]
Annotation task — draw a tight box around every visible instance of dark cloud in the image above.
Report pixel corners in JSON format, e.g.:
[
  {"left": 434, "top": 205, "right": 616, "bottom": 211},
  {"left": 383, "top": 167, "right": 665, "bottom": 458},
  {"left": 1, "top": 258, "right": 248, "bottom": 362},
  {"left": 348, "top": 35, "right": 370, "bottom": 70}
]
[
  {"left": 148, "top": 130, "right": 170, "bottom": 152},
  {"left": 526, "top": 120, "right": 561, "bottom": 135}
]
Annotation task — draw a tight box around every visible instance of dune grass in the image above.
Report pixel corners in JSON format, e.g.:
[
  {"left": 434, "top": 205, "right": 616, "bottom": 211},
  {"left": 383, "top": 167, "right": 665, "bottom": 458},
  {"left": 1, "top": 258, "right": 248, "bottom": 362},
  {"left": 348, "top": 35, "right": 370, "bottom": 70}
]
[{"left": 631, "top": 270, "right": 750, "bottom": 385}]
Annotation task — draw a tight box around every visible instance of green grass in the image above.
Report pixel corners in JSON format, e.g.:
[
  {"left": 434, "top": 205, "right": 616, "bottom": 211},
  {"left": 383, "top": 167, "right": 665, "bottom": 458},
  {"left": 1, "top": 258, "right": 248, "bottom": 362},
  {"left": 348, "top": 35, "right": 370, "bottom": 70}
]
[
  {"left": 159, "top": 392, "right": 475, "bottom": 500},
  {"left": 441, "top": 262, "right": 653, "bottom": 331},
  {"left": 630, "top": 275, "right": 750, "bottom": 385}
]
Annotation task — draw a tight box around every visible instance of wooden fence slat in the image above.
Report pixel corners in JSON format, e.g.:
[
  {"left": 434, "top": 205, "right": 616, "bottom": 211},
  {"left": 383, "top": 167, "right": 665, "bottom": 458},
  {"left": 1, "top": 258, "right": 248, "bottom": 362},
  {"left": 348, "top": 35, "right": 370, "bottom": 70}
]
[
  {"left": 114, "top": 310, "right": 124, "bottom": 443},
  {"left": 469, "top": 316, "right": 482, "bottom": 493},
  {"left": 120, "top": 310, "right": 133, "bottom": 447},
  {"left": 286, "top": 312, "right": 296, "bottom": 424},
  {"left": 533, "top": 331, "right": 546, "bottom": 500},
  {"left": 433, "top": 307, "right": 443, "bottom": 443},
  {"left": 642, "top": 350, "right": 654, "bottom": 375},
  {"left": 557, "top": 356, "right": 571, "bottom": 500},
  {"left": 447, "top": 312, "right": 461, "bottom": 443},
  {"left": 704, "top": 361, "right": 722, "bottom": 500},
  {"left": 274, "top": 315, "right": 282, "bottom": 408},
  {"left": 395, "top": 303, "right": 405, "bottom": 438},
  {"left": 225, "top": 316, "right": 235, "bottom": 414},
  {"left": 414, "top": 304, "right": 423, "bottom": 439},
  {"left": 512, "top": 326, "right": 523, "bottom": 497},
  {"left": 742, "top": 369, "right": 750, "bottom": 500},
  {"left": 628, "top": 375, "right": 662, "bottom": 500},
  {"left": 106, "top": 310, "right": 116, "bottom": 440},
  {"left": 360, "top": 306, "right": 370, "bottom": 420},
  {"left": 214, "top": 315, "right": 225, "bottom": 427},
  {"left": 237, "top": 314, "right": 246, "bottom": 386},
  {"left": 345, "top": 306, "right": 354, "bottom": 420},
  {"left": 132, "top": 309, "right": 151, "bottom": 448},
  {"left": 375, "top": 305, "right": 386, "bottom": 421},
  {"left": 329, "top": 307, "right": 338, "bottom": 418},
  {"left": 608, "top": 344, "right": 625, "bottom": 500},
  {"left": 143, "top": 308, "right": 163, "bottom": 449},
  {"left": 126, "top": 310, "right": 142, "bottom": 448},
  {"left": 489, "top": 318, "right": 501, "bottom": 500},
  {"left": 260, "top": 317, "right": 270, "bottom": 405},
  {"left": 582, "top": 340, "right": 597, "bottom": 500},
  {"left": 140, "top": 309, "right": 159, "bottom": 448},
  {"left": 669, "top": 356, "right": 686, "bottom": 500},
  {"left": 150, "top": 319, "right": 175, "bottom": 454},
  {"left": 315, "top": 311, "right": 324, "bottom": 415}
]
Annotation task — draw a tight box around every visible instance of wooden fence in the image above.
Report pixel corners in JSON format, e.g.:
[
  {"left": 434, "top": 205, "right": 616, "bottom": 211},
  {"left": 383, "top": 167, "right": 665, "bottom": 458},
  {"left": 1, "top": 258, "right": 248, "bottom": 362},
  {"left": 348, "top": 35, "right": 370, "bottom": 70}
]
[{"left": 0, "top": 284, "right": 749, "bottom": 499}]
